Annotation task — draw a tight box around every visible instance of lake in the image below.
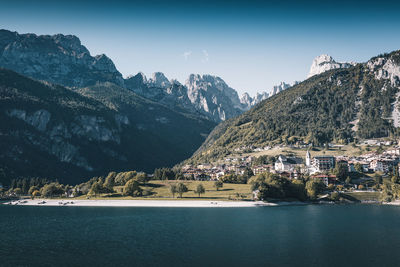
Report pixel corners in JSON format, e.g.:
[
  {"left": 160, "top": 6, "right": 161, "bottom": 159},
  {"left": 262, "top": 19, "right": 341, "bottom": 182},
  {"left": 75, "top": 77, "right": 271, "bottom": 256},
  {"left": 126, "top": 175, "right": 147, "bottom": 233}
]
[{"left": 1, "top": 204, "right": 400, "bottom": 266}]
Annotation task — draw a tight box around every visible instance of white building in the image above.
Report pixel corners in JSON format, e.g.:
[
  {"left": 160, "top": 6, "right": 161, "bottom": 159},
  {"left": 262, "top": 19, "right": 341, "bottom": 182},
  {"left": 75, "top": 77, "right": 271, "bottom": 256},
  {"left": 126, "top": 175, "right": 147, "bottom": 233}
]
[{"left": 274, "top": 155, "right": 297, "bottom": 172}]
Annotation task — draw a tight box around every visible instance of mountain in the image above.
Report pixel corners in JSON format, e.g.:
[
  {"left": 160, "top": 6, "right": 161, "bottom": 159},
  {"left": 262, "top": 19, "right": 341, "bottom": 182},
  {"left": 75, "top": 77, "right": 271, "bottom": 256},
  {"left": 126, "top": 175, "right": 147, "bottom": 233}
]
[
  {"left": 239, "top": 81, "right": 300, "bottom": 108},
  {"left": 0, "top": 29, "right": 257, "bottom": 123},
  {"left": 0, "top": 29, "right": 124, "bottom": 88},
  {"left": 0, "top": 68, "right": 215, "bottom": 185},
  {"left": 185, "top": 74, "right": 247, "bottom": 121},
  {"left": 308, "top": 54, "right": 356, "bottom": 78},
  {"left": 271, "top": 82, "right": 290, "bottom": 95},
  {"left": 184, "top": 50, "right": 400, "bottom": 164},
  {"left": 126, "top": 72, "right": 248, "bottom": 121}
]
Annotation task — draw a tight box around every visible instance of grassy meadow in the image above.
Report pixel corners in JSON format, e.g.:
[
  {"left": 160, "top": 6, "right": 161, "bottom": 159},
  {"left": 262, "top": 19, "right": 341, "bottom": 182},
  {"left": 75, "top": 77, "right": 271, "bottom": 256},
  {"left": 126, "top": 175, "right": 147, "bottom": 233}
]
[{"left": 76, "top": 180, "right": 253, "bottom": 201}]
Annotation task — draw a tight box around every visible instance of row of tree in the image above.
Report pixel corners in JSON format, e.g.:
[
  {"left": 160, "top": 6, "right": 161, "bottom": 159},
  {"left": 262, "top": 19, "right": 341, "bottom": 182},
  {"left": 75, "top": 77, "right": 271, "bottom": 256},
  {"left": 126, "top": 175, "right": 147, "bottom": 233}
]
[
  {"left": 3, "top": 170, "right": 150, "bottom": 199},
  {"left": 169, "top": 181, "right": 223, "bottom": 198}
]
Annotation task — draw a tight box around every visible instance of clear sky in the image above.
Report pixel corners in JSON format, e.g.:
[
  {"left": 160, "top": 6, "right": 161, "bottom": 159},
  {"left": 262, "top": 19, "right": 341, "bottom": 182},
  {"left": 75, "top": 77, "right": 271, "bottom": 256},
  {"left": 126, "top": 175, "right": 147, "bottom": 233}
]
[{"left": 1, "top": 0, "right": 400, "bottom": 95}]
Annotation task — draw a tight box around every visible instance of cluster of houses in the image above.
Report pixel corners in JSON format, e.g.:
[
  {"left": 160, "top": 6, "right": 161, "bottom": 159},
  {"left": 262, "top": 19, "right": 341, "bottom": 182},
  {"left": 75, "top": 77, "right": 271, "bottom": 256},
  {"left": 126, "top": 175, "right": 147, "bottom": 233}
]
[{"left": 182, "top": 145, "right": 400, "bottom": 186}]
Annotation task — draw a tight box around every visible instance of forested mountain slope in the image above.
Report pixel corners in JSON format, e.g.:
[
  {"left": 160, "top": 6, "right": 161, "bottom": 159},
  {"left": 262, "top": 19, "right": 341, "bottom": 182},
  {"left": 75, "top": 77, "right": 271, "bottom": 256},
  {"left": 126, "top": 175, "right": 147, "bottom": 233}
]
[
  {"left": 0, "top": 69, "right": 215, "bottom": 185},
  {"left": 185, "top": 50, "right": 400, "bottom": 164}
]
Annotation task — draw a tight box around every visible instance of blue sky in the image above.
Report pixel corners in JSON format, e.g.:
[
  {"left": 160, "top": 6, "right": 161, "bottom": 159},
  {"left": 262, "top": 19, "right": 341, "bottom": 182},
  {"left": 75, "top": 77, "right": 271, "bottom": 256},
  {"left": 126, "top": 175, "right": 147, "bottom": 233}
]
[{"left": 1, "top": 0, "right": 400, "bottom": 95}]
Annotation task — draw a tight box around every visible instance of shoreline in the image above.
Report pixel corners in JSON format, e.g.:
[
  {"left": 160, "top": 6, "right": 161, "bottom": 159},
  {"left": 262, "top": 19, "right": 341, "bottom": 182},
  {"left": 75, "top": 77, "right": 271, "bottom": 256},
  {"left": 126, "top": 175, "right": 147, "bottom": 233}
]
[{"left": 3, "top": 199, "right": 284, "bottom": 208}]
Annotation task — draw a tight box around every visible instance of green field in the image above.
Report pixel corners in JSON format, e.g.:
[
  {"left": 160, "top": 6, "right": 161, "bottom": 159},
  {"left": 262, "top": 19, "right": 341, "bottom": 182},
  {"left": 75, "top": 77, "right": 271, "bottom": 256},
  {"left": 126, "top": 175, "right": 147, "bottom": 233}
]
[
  {"left": 342, "top": 191, "right": 381, "bottom": 202},
  {"left": 78, "top": 180, "right": 253, "bottom": 201}
]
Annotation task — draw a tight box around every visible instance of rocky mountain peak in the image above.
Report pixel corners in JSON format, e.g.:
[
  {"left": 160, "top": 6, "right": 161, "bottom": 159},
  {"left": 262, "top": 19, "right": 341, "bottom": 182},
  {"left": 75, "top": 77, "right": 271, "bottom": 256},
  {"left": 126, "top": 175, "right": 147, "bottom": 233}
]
[
  {"left": 367, "top": 51, "right": 400, "bottom": 87},
  {"left": 185, "top": 74, "right": 244, "bottom": 121},
  {"left": 272, "top": 81, "right": 292, "bottom": 95},
  {"left": 148, "top": 72, "right": 171, "bottom": 88},
  {"left": 308, "top": 54, "right": 356, "bottom": 78},
  {"left": 0, "top": 29, "right": 124, "bottom": 88}
]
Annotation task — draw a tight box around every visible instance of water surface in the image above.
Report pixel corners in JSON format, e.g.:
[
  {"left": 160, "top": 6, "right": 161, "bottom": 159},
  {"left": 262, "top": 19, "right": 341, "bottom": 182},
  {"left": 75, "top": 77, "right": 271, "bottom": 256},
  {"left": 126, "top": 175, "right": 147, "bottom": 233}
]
[{"left": 1, "top": 204, "right": 400, "bottom": 266}]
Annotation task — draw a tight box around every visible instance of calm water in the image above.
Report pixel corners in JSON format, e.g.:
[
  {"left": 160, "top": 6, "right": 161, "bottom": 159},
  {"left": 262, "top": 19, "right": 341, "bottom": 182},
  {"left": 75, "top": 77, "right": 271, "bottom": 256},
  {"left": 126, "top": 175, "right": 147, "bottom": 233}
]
[{"left": 1, "top": 204, "right": 400, "bottom": 267}]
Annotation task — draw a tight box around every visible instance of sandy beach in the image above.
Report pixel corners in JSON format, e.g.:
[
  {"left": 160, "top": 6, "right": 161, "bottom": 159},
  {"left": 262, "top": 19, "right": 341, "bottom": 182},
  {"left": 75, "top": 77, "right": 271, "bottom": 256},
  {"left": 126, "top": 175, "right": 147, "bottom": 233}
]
[
  {"left": 4, "top": 199, "right": 279, "bottom": 207},
  {"left": 383, "top": 200, "right": 400, "bottom": 206}
]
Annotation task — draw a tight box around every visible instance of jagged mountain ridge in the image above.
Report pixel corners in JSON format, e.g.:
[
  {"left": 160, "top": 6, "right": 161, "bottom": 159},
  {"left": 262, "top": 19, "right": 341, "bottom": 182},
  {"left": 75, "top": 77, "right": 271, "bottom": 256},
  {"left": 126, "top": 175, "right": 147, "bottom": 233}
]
[
  {"left": 308, "top": 54, "right": 356, "bottom": 78},
  {"left": 0, "top": 29, "right": 363, "bottom": 124},
  {"left": 0, "top": 29, "right": 124, "bottom": 88},
  {"left": 125, "top": 72, "right": 249, "bottom": 121},
  {"left": 0, "top": 68, "right": 215, "bottom": 185},
  {"left": 184, "top": 50, "right": 400, "bottom": 164},
  {"left": 0, "top": 29, "right": 250, "bottom": 122}
]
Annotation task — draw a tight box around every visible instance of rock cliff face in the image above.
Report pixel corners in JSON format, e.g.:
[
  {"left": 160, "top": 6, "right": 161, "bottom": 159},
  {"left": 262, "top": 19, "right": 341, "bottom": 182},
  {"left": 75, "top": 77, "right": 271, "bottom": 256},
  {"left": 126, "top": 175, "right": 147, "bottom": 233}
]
[
  {"left": 0, "top": 29, "right": 124, "bottom": 87},
  {"left": 271, "top": 82, "right": 292, "bottom": 95},
  {"left": 308, "top": 54, "right": 356, "bottom": 78},
  {"left": 239, "top": 81, "right": 299, "bottom": 108},
  {"left": 0, "top": 68, "right": 215, "bottom": 185},
  {"left": 185, "top": 74, "right": 246, "bottom": 121},
  {"left": 126, "top": 72, "right": 247, "bottom": 121}
]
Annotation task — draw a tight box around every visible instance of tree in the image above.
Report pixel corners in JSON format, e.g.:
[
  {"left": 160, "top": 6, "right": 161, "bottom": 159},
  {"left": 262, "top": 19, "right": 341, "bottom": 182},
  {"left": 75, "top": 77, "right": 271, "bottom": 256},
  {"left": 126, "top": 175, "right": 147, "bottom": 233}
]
[
  {"left": 305, "top": 180, "right": 325, "bottom": 200},
  {"left": 14, "top": 188, "right": 22, "bottom": 196},
  {"left": 355, "top": 163, "right": 363, "bottom": 173},
  {"left": 194, "top": 184, "right": 205, "bottom": 197},
  {"left": 374, "top": 173, "right": 383, "bottom": 185},
  {"left": 104, "top": 172, "right": 116, "bottom": 191},
  {"left": 177, "top": 183, "right": 188, "bottom": 198},
  {"left": 214, "top": 180, "right": 223, "bottom": 191},
  {"left": 391, "top": 175, "right": 399, "bottom": 184},
  {"left": 115, "top": 171, "right": 137, "bottom": 186},
  {"left": 28, "top": 186, "right": 39, "bottom": 195},
  {"left": 89, "top": 181, "right": 104, "bottom": 197},
  {"left": 135, "top": 172, "right": 148, "bottom": 184},
  {"left": 327, "top": 184, "right": 335, "bottom": 191},
  {"left": 21, "top": 178, "right": 29, "bottom": 194},
  {"left": 123, "top": 179, "right": 143, "bottom": 197},
  {"left": 32, "top": 190, "right": 41, "bottom": 198},
  {"left": 154, "top": 168, "right": 175, "bottom": 180},
  {"left": 243, "top": 167, "right": 254, "bottom": 180},
  {"left": 40, "top": 183, "right": 64, "bottom": 198},
  {"left": 175, "top": 172, "right": 184, "bottom": 180},
  {"left": 330, "top": 192, "right": 340, "bottom": 201},
  {"left": 334, "top": 162, "right": 348, "bottom": 182},
  {"left": 170, "top": 184, "right": 177, "bottom": 198}
]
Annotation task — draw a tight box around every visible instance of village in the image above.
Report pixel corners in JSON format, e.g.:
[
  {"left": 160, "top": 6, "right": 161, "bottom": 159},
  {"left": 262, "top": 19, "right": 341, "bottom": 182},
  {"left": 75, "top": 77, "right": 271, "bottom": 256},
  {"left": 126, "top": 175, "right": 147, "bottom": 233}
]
[{"left": 181, "top": 139, "right": 400, "bottom": 189}]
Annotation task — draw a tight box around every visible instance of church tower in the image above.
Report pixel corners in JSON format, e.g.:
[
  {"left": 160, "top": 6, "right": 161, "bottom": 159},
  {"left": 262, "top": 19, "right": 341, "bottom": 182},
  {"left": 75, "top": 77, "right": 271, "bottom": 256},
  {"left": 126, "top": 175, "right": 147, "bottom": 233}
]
[{"left": 306, "top": 150, "right": 311, "bottom": 167}]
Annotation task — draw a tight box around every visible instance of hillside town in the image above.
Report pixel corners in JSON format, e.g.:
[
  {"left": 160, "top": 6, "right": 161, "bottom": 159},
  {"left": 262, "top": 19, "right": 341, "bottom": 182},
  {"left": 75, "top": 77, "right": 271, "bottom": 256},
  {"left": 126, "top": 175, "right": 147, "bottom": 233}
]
[{"left": 182, "top": 141, "right": 400, "bottom": 187}]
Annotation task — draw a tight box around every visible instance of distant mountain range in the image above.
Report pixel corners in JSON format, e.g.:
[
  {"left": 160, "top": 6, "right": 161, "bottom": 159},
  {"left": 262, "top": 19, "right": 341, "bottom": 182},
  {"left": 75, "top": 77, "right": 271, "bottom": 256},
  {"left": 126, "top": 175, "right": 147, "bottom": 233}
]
[
  {"left": 0, "top": 28, "right": 372, "bottom": 183},
  {"left": 0, "top": 29, "right": 339, "bottom": 124},
  {"left": 185, "top": 50, "right": 400, "bottom": 165},
  {"left": 0, "top": 29, "right": 248, "bottom": 122}
]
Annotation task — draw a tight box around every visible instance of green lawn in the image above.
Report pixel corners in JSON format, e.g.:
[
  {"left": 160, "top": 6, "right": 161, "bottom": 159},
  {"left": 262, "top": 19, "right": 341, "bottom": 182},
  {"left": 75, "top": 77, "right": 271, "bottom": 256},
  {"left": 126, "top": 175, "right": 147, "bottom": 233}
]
[
  {"left": 342, "top": 191, "right": 381, "bottom": 202},
  {"left": 77, "top": 180, "right": 253, "bottom": 201},
  {"left": 143, "top": 180, "right": 252, "bottom": 200}
]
